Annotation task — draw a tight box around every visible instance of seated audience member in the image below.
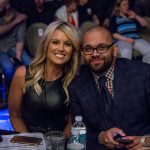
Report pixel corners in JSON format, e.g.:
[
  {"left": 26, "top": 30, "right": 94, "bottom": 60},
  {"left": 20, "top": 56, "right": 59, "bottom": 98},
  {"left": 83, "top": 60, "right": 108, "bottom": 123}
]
[
  {"left": 90, "top": 0, "right": 116, "bottom": 27},
  {"left": 69, "top": 26, "right": 150, "bottom": 150},
  {"left": 110, "top": 0, "right": 150, "bottom": 64},
  {"left": 8, "top": 21, "right": 81, "bottom": 138},
  {"left": 24, "top": 0, "right": 55, "bottom": 28},
  {"left": 10, "top": 0, "right": 31, "bottom": 13},
  {"left": 133, "top": 0, "right": 150, "bottom": 17},
  {"left": 47, "top": 0, "right": 65, "bottom": 11},
  {"left": 55, "top": 0, "right": 79, "bottom": 29},
  {"left": 0, "top": 0, "right": 32, "bottom": 82},
  {"left": 77, "top": 0, "right": 99, "bottom": 27}
]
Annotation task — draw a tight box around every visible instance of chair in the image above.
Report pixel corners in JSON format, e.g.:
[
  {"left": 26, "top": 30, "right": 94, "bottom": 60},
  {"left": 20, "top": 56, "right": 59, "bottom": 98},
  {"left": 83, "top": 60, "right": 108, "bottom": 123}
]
[
  {"left": 140, "top": 17, "right": 150, "bottom": 42},
  {"left": 132, "top": 17, "right": 150, "bottom": 60},
  {"left": 79, "top": 21, "right": 96, "bottom": 64},
  {"left": 0, "top": 69, "right": 6, "bottom": 105},
  {"left": 79, "top": 21, "right": 95, "bottom": 37},
  {"left": 26, "top": 23, "right": 47, "bottom": 57}
]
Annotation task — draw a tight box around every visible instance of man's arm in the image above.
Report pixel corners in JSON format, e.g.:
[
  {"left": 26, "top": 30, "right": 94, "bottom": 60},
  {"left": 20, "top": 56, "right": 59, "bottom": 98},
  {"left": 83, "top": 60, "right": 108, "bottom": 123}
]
[
  {"left": 0, "top": 13, "right": 27, "bottom": 36},
  {"left": 125, "top": 65, "right": 150, "bottom": 150},
  {"left": 15, "top": 20, "right": 26, "bottom": 61},
  {"left": 145, "top": 64, "right": 150, "bottom": 121},
  {"left": 16, "top": 42, "right": 24, "bottom": 61}
]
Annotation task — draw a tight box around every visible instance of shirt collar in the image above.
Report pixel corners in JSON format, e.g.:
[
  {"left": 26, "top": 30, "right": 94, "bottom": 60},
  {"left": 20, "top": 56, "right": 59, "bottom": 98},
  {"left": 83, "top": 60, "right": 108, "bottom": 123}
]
[
  {"left": 92, "top": 65, "right": 115, "bottom": 81},
  {"left": 105, "top": 65, "right": 114, "bottom": 81}
]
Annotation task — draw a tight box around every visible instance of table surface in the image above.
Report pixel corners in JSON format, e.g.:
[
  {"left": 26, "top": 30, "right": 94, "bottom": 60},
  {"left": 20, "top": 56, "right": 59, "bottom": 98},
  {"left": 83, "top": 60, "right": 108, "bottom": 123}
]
[{"left": 0, "top": 132, "right": 46, "bottom": 150}]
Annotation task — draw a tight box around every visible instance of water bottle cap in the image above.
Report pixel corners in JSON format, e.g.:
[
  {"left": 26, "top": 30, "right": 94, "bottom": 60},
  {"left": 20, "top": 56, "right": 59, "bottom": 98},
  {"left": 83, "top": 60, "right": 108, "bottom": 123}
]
[{"left": 75, "top": 116, "right": 82, "bottom": 122}]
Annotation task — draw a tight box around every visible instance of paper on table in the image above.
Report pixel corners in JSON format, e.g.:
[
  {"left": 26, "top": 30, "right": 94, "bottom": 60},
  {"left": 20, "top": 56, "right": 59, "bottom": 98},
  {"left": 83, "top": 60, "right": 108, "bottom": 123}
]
[{"left": 0, "top": 132, "right": 46, "bottom": 150}]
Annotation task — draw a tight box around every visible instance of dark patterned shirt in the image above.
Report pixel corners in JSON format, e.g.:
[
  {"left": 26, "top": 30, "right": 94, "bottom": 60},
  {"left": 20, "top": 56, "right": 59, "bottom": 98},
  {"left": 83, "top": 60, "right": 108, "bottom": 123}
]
[{"left": 93, "top": 65, "right": 114, "bottom": 97}]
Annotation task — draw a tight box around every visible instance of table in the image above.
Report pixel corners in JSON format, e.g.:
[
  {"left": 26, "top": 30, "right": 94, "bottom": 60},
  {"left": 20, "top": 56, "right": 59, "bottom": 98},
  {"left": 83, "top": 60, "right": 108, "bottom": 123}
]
[{"left": 0, "top": 130, "right": 46, "bottom": 150}]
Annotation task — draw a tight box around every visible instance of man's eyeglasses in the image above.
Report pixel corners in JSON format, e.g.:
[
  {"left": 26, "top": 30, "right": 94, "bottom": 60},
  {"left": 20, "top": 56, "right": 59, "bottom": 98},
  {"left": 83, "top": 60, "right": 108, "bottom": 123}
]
[{"left": 82, "top": 42, "right": 114, "bottom": 55}]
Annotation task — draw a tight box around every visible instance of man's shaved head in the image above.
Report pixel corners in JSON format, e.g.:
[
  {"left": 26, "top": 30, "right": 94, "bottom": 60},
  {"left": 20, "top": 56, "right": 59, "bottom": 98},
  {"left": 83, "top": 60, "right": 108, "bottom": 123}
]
[{"left": 83, "top": 25, "right": 114, "bottom": 43}]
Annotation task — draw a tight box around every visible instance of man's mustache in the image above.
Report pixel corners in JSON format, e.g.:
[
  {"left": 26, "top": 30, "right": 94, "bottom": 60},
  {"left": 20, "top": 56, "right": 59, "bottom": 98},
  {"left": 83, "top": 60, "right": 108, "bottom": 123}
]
[{"left": 90, "top": 56, "right": 105, "bottom": 61}]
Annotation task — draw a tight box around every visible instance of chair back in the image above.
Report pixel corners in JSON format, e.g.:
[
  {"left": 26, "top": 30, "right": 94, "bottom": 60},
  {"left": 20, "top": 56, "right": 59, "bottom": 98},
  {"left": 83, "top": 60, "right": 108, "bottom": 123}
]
[
  {"left": 79, "top": 21, "right": 95, "bottom": 37},
  {"left": 140, "top": 17, "right": 150, "bottom": 42},
  {"left": 26, "top": 23, "right": 47, "bottom": 57}
]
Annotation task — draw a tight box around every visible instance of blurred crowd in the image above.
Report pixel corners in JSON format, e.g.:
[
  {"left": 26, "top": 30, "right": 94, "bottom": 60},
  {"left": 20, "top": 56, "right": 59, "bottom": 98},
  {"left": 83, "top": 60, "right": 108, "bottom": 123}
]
[{"left": 0, "top": 0, "right": 150, "bottom": 86}]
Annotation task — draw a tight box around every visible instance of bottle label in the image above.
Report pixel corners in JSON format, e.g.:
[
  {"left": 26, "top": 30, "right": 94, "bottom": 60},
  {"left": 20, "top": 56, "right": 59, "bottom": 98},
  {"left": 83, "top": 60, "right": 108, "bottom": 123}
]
[{"left": 79, "top": 130, "right": 86, "bottom": 144}]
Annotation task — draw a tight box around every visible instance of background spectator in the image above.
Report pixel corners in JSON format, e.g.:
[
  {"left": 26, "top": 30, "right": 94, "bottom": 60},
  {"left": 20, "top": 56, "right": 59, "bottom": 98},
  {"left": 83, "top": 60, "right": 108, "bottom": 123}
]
[
  {"left": 0, "top": 0, "right": 32, "bottom": 82},
  {"left": 110, "top": 0, "right": 150, "bottom": 64},
  {"left": 55, "top": 0, "right": 79, "bottom": 29},
  {"left": 90, "top": 0, "right": 116, "bottom": 27},
  {"left": 77, "top": 0, "right": 99, "bottom": 27},
  {"left": 24, "top": 0, "right": 55, "bottom": 28}
]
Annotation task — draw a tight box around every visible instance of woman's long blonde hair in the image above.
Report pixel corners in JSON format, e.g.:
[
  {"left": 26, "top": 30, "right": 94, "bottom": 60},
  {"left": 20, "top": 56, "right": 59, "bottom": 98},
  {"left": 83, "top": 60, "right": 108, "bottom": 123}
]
[{"left": 24, "top": 20, "right": 81, "bottom": 103}]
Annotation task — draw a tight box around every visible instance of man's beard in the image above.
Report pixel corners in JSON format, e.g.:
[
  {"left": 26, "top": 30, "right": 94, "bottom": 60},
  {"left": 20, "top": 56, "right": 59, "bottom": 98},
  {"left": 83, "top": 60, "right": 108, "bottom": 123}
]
[
  {"left": 87, "top": 54, "right": 115, "bottom": 75},
  {"left": 0, "top": 8, "right": 7, "bottom": 17}
]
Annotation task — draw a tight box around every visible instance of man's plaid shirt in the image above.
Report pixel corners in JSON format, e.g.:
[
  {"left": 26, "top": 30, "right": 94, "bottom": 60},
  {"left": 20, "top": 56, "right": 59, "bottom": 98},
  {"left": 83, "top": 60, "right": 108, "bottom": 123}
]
[{"left": 93, "top": 65, "right": 114, "bottom": 97}]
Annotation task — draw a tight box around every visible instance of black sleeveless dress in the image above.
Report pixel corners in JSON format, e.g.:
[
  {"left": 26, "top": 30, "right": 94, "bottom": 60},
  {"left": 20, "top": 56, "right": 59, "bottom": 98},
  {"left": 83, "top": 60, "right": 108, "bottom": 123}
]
[{"left": 22, "top": 69, "right": 70, "bottom": 133}]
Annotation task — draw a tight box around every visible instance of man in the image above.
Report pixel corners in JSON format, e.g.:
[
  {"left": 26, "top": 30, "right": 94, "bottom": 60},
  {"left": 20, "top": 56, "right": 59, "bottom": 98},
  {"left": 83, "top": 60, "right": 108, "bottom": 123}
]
[
  {"left": 0, "top": 0, "right": 32, "bottom": 82},
  {"left": 77, "top": 0, "right": 99, "bottom": 26},
  {"left": 69, "top": 26, "right": 150, "bottom": 150},
  {"left": 89, "top": 0, "right": 116, "bottom": 27},
  {"left": 24, "top": 0, "right": 55, "bottom": 28}
]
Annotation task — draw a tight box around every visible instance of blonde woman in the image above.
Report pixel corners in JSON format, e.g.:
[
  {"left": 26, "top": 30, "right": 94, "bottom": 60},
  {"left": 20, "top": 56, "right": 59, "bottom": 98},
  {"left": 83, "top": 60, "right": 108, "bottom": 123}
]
[{"left": 8, "top": 20, "right": 81, "bottom": 138}]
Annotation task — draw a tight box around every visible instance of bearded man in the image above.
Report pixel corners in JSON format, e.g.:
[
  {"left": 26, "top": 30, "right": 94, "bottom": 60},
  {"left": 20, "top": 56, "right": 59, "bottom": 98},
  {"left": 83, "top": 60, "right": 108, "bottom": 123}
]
[{"left": 69, "top": 26, "right": 150, "bottom": 150}]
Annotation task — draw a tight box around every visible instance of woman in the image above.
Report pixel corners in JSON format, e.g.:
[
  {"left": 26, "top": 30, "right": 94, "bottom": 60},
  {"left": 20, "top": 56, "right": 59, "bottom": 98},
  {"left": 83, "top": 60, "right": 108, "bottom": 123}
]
[
  {"left": 110, "top": 0, "right": 150, "bottom": 64},
  {"left": 55, "top": 0, "right": 79, "bottom": 29},
  {"left": 8, "top": 20, "right": 81, "bottom": 138}
]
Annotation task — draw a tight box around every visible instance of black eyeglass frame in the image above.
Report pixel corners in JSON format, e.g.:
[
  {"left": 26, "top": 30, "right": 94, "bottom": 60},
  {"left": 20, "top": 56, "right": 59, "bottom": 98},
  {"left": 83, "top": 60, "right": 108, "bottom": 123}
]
[{"left": 82, "top": 42, "right": 115, "bottom": 55}]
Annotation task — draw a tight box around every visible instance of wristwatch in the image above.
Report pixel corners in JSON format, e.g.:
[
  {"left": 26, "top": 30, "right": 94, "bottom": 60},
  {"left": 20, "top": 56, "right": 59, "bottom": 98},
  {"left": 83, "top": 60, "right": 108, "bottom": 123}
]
[{"left": 140, "top": 136, "right": 150, "bottom": 147}]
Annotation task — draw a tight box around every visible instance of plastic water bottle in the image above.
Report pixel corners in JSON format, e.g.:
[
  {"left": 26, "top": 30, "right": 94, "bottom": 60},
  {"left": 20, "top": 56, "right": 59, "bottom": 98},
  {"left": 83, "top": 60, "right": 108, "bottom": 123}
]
[
  {"left": 72, "top": 116, "right": 86, "bottom": 149},
  {"left": 67, "top": 128, "right": 85, "bottom": 150}
]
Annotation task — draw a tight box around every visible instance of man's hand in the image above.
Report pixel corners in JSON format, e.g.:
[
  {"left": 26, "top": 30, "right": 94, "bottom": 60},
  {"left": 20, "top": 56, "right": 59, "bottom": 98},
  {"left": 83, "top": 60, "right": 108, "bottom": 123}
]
[
  {"left": 14, "top": 13, "right": 27, "bottom": 24},
  {"left": 11, "top": 57, "right": 22, "bottom": 66},
  {"left": 125, "top": 136, "right": 143, "bottom": 150},
  {"left": 99, "top": 127, "right": 126, "bottom": 149}
]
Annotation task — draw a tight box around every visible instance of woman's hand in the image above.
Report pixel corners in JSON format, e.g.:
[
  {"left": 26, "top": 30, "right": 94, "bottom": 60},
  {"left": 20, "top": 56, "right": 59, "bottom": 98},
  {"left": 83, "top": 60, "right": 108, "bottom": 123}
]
[
  {"left": 63, "top": 125, "right": 71, "bottom": 139},
  {"left": 127, "top": 10, "right": 136, "bottom": 19},
  {"left": 125, "top": 37, "right": 135, "bottom": 44},
  {"left": 63, "top": 114, "right": 72, "bottom": 139}
]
